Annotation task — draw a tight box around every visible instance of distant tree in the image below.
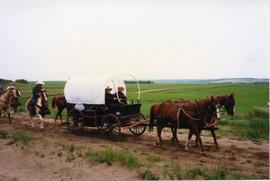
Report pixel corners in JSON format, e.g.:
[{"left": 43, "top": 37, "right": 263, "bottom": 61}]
[
  {"left": 124, "top": 80, "right": 154, "bottom": 84},
  {"left": 0, "top": 78, "right": 11, "bottom": 84},
  {"left": 15, "top": 79, "right": 28, "bottom": 84}
]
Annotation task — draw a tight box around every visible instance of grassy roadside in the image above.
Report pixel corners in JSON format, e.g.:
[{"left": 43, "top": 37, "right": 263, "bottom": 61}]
[{"left": 218, "top": 107, "right": 269, "bottom": 140}]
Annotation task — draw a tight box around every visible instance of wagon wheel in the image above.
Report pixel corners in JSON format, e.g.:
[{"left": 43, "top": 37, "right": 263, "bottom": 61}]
[
  {"left": 128, "top": 113, "right": 146, "bottom": 136},
  {"left": 67, "top": 109, "right": 83, "bottom": 131},
  {"left": 101, "top": 114, "right": 121, "bottom": 137}
]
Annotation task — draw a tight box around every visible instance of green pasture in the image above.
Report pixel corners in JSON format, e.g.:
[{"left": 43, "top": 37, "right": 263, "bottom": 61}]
[{"left": 5, "top": 82, "right": 269, "bottom": 140}]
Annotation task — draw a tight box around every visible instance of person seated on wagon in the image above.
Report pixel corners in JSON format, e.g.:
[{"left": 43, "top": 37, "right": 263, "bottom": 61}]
[
  {"left": 105, "top": 86, "right": 117, "bottom": 105},
  {"left": 115, "top": 86, "right": 128, "bottom": 104}
]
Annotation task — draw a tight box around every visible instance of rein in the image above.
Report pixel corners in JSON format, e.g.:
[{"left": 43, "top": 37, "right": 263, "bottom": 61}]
[
  {"left": 170, "top": 103, "right": 201, "bottom": 128},
  {"left": 172, "top": 99, "right": 218, "bottom": 128}
]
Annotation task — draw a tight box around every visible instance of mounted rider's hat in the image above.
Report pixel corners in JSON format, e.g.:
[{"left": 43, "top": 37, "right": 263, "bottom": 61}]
[{"left": 36, "top": 80, "right": 45, "bottom": 85}]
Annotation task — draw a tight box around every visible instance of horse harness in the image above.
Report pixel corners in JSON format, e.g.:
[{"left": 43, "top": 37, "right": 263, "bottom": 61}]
[{"left": 172, "top": 101, "right": 218, "bottom": 129}]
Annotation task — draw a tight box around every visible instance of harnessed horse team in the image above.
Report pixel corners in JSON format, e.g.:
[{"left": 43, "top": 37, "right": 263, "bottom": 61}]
[{"left": 0, "top": 80, "right": 235, "bottom": 152}]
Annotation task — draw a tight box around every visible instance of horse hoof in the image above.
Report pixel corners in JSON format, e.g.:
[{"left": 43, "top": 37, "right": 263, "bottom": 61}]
[{"left": 185, "top": 146, "right": 189, "bottom": 151}]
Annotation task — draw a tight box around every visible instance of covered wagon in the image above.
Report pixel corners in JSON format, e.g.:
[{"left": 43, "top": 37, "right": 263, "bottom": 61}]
[{"left": 64, "top": 75, "right": 147, "bottom": 137}]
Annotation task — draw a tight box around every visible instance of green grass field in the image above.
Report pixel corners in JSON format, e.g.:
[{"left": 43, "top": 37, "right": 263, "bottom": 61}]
[{"left": 6, "top": 82, "right": 269, "bottom": 140}]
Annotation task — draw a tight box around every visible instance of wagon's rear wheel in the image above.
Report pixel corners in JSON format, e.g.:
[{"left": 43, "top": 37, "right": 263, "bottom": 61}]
[
  {"left": 67, "top": 109, "right": 83, "bottom": 132},
  {"left": 129, "top": 113, "right": 146, "bottom": 136},
  {"left": 101, "top": 114, "right": 121, "bottom": 137}
]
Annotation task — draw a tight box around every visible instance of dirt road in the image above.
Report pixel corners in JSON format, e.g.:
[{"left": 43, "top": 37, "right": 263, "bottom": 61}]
[{"left": 0, "top": 117, "right": 269, "bottom": 180}]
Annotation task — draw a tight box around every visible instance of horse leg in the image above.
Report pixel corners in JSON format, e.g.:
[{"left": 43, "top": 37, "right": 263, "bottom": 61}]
[
  {"left": 193, "top": 128, "right": 204, "bottom": 152},
  {"left": 195, "top": 129, "right": 202, "bottom": 147},
  {"left": 14, "top": 107, "right": 19, "bottom": 118},
  {"left": 185, "top": 130, "right": 193, "bottom": 150},
  {"left": 8, "top": 111, "right": 11, "bottom": 124},
  {"left": 211, "top": 129, "right": 219, "bottom": 149},
  {"left": 59, "top": 109, "right": 63, "bottom": 124},
  {"left": 30, "top": 116, "right": 34, "bottom": 127},
  {"left": 172, "top": 126, "right": 179, "bottom": 143},
  {"left": 54, "top": 112, "right": 59, "bottom": 122},
  {"left": 170, "top": 127, "right": 176, "bottom": 142},
  {"left": 157, "top": 123, "right": 163, "bottom": 145},
  {"left": 38, "top": 114, "right": 44, "bottom": 129},
  {"left": 59, "top": 112, "right": 62, "bottom": 123}
]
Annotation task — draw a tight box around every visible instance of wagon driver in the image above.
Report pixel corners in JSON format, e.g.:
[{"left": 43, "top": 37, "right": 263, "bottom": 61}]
[{"left": 105, "top": 86, "right": 117, "bottom": 105}]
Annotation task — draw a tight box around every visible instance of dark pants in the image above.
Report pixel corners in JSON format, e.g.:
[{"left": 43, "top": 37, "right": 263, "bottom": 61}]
[{"left": 31, "top": 97, "right": 37, "bottom": 112}]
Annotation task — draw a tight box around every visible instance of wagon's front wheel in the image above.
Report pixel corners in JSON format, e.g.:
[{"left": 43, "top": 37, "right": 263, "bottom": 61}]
[
  {"left": 101, "top": 114, "right": 121, "bottom": 138},
  {"left": 129, "top": 113, "right": 146, "bottom": 136}
]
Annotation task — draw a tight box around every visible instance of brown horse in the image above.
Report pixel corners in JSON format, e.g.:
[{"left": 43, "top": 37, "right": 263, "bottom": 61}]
[
  {"left": 26, "top": 89, "right": 51, "bottom": 129},
  {"left": 164, "top": 94, "right": 235, "bottom": 148},
  {"left": 193, "top": 93, "right": 235, "bottom": 148},
  {"left": 0, "top": 87, "right": 17, "bottom": 123},
  {"left": 51, "top": 96, "right": 66, "bottom": 123},
  {"left": 150, "top": 96, "right": 219, "bottom": 152},
  {"left": 149, "top": 99, "right": 189, "bottom": 143}
]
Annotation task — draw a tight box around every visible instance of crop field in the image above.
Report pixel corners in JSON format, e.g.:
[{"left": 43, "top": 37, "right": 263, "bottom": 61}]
[
  {"left": 0, "top": 81, "right": 269, "bottom": 180},
  {"left": 14, "top": 81, "right": 269, "bottom": 114},
  {"left": 9, "top": 81, "right": 269, "bottom": 140}
]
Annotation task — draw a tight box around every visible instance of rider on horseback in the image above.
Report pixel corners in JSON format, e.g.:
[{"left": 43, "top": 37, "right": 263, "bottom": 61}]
[{"left": 31, "top": 80, "right": 45, "bottom": 114}]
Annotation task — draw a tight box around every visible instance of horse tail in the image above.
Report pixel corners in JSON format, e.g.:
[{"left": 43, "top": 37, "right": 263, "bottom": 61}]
[
  {"left": 52, "top": 97, "right": 56, "bottom": 108},
  {"left": 149, "top": 104, "right": 157, "bottom": 132}
]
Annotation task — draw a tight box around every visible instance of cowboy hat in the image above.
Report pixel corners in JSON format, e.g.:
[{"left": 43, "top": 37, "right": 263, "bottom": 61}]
[
  {"left": 105, "top": 86, "right": 112, "bottom": 90},
  {"left": 36, "top": 80, "right": 45, "bottom": 85}
]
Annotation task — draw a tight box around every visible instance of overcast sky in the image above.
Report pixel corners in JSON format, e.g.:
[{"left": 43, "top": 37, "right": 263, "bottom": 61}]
[{"left": 0, "top": 0, "right": 269, "bottom": 81}]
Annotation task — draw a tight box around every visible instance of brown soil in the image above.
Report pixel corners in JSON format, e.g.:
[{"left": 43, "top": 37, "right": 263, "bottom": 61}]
[{"left": 0, "top": 117, "right": 269, "bottom": 180}]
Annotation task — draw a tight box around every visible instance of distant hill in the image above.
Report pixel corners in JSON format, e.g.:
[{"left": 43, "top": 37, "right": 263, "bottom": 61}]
[{"left": 154, "top": 78, "right": 269, "bottom": 84}]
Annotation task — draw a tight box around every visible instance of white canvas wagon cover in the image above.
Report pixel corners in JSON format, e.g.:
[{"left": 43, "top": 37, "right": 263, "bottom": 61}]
[{"left": 64, "top": 75, "right": 126, "bottom": 105}]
